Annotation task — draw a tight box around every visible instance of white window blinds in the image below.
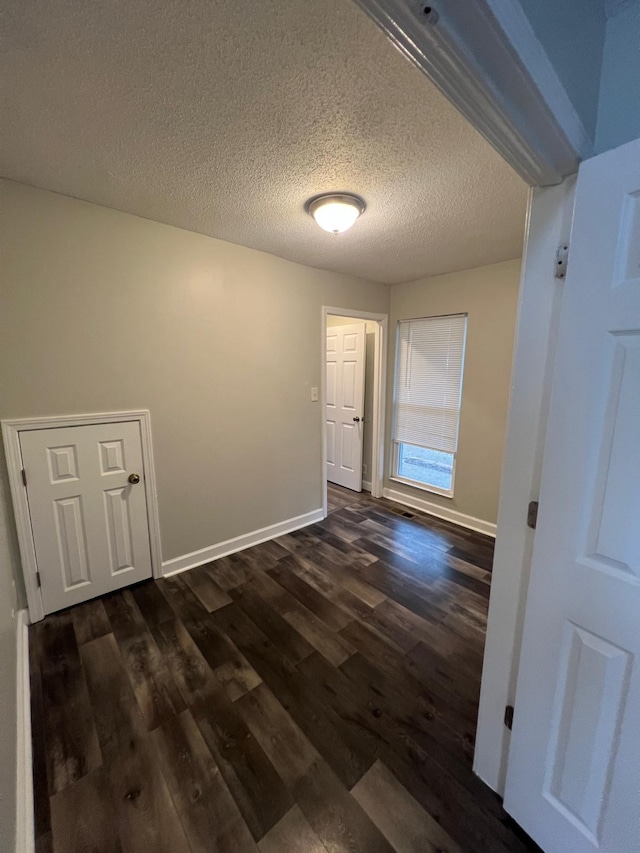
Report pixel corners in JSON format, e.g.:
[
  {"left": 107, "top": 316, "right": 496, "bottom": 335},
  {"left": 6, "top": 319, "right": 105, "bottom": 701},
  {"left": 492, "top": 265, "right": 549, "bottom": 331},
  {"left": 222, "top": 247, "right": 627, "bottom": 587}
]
[{"left": 393, "top": 314, "right": 467, "bottom": 454}]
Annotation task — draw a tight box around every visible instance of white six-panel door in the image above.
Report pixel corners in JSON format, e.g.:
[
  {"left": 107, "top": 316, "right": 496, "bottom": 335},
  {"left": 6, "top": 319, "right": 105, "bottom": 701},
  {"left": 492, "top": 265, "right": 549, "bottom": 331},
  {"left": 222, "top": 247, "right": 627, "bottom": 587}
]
[
  {"left": 20, "top": 420, "right": 153, "bottom": 614},
  {"left": 326, "top": 322, "right": 366, "bottom": 491},
  {"left": 504, "top": 138, "right": 640, "bottom": 852}
]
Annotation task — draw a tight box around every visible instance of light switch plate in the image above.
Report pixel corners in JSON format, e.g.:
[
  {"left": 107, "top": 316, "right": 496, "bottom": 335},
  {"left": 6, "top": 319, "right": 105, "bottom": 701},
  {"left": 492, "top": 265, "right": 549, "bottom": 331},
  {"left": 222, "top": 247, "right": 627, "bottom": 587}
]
[{"left": 310, "top": 387, "right": 319, "bottom": 402}]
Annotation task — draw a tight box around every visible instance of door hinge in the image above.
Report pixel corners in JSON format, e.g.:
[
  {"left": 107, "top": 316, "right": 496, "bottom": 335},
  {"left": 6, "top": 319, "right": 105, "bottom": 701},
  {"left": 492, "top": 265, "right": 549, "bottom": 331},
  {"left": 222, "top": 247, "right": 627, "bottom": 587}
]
[
  {"left": 21, "top": 468, "right": 27, "bottom": 487},
  {"left": 555, "top": 243, "right": 569, "bottom": 279},
  {"left": 527, "top": 500, "right": 539, "bottom": 529},
  {"left": 504, "top": 704, "right": 514, "bottom": 730},
  {"left": 35, "top": 571, "right": 41, "bottom": 588}
]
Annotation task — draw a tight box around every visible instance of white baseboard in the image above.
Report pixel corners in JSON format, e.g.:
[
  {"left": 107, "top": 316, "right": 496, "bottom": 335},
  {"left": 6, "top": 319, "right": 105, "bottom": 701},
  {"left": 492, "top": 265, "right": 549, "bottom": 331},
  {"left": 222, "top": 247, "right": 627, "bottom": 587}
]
[
  {"left": 362, "top": 480, "right": 372, "bottom": 492},
  {"left": 162, "top": 508, "right": 325, "bottom": 576},
  {"left": 16, "top": 609, "right": 34, "bottom": 853},
  {"left": 382, "top": 487, "right": 497, "bottom": 538}
]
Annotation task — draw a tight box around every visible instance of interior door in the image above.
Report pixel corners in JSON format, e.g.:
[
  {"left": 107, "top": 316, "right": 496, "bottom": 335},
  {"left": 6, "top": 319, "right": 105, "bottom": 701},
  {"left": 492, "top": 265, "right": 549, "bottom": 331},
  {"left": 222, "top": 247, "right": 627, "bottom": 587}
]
[
  {"left": 326, "top": 321, "right": 366, "bottom": 491},
  {"left": 504, "top": 138, "right": 640, "bottom": 851},
  {"left": 20, "top": 420, "right": 153, "bottom": 614}
]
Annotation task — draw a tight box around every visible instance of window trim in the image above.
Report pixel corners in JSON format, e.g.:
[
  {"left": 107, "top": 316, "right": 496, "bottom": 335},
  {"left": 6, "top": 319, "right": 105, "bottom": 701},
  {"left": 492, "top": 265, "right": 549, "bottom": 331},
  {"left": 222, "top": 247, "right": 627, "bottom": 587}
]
[{"left": 389, "top": 441, "right": 457, "bottom": 499}]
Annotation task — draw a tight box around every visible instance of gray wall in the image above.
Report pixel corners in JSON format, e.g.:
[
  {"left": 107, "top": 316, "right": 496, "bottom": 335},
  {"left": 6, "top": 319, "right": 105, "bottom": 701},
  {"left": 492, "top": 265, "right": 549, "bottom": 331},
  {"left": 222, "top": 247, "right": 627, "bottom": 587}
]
[
  {"left": 517, "top": 0, "right": 640, "bottom": 155},
  {"left": 518, "top": 0, "right": 606, "bottom": 140},
  {"left": 386, "top": 259, "right": 521, "bottom": 525},
  {"left": 596, "top": 1, "right": 640, "bottom": 153},
  {"left": 326, "top": 316, "right": 377, "bottom": 487},
  {"left": 0, "top": 179, "right": 390, "bottom": 566}
]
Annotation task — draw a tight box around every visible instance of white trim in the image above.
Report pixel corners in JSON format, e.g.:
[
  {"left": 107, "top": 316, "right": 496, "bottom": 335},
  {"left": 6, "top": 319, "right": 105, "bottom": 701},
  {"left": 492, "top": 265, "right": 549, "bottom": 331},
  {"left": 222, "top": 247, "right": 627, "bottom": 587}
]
[
  {"left": 390, "top": 440, "right": 458, "bottom": 499},
  {"left": 352, "top": 0, "right": 583, "bottom": 186},
  {"left": 362, "top": 480, "right": 372, "bottom": 492},
  {"left": 1, "top": 410, "right": 164, "bottom": 623},
  {"left": 162, "top": 508, "right": 324, "bottom": 576},
  {"left": 389, "top": 474, "right": 454, "bottom": 500},
  {"left": 16, "top": 609, "right": 34, "bottom": 853},
  {"left": 382, "top": 487, "right": 496, "bottom": 538},
  {"left": 321, "top": 307, "right": 388, "bottom": 516}
]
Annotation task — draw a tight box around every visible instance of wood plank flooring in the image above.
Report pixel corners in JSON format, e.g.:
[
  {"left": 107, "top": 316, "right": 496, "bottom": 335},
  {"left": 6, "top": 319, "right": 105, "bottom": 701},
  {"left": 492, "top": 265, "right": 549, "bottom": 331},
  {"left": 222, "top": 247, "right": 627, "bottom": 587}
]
[{"left": 30, "top": 484, "right": 540, "bottom": 853}]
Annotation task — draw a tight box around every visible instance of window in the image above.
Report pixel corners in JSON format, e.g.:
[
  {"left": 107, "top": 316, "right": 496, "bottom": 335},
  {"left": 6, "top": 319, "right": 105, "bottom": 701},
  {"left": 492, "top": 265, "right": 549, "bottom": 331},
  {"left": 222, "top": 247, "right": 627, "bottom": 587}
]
[{"left": 391, "top": 314, "right": 467, "bottom": 496}]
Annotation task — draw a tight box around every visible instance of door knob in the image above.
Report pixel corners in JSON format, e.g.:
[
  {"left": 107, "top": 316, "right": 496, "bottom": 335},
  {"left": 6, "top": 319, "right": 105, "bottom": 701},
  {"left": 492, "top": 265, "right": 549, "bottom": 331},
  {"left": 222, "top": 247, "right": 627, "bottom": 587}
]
[
  {"left": 353, "top": 416, "right": 361, "bottom": 422},
  {"left": 128, "top": 473, "right": 141, "bottom": 485}
]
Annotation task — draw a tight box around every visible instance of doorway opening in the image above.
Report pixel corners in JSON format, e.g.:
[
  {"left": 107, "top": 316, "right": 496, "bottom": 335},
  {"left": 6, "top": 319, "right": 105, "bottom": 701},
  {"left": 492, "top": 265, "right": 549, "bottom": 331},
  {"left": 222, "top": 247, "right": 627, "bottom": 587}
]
[{"left": 320, "top": 306, "right": 388, "bottom": 518}]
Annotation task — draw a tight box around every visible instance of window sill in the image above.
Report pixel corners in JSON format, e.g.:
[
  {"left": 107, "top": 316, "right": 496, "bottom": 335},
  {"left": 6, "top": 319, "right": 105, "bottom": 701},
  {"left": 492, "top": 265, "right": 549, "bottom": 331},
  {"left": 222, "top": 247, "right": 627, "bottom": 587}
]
[{"left": 389, "top": 475, "right": 454, "bottom": 500}]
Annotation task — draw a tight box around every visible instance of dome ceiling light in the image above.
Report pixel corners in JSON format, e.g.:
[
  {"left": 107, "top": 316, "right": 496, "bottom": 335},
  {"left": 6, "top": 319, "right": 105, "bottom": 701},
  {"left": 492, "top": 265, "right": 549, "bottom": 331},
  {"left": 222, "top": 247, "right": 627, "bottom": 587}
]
[{"left": 305, "top": 193, "right": 366, "bottom": 235}]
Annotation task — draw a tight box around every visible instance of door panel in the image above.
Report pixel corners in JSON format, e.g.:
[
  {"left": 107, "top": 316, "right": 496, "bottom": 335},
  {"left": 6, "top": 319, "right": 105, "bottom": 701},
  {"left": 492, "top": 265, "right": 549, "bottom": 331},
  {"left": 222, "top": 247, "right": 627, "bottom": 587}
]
[
  {"left": 99, "top": 439, "right": 126, "bottom": 474},
  {"left": 340, "top": 422, "right": 355, "bottom": 471},
  {"left": 546, "top": 624, "right": 630, "bottom": 839},
  {"left": 55, "top": 495, "right": 91, "bottom": 588},
  {"left": 48, "top": 445, "right": 79, "bottom": 482},
  {"left": 343, "top": 332, "right": 359, "bottom": 352},
  {"left": 326, "top": 420, "right": 336, "bottom": 467},
  {"left": 341, "top": 360, "right": 357, "bottom": 410},
  {"left": 326, "top": 361, "right": 337, "bottom": 408},
  {"left": 20, "top": 420, "right": 153, "bottom": 614},
  {"left": 591, "top": 334, "right": 640, "bottom": 573},
  {"left": 103, "top": 487, "right": 135, "bottom": 573},
  {"left": 504, "top": 138, "right": 640, "bottom": 851},
  {"left": 325, "top": 321, "right": 366, "bottom": 491}
]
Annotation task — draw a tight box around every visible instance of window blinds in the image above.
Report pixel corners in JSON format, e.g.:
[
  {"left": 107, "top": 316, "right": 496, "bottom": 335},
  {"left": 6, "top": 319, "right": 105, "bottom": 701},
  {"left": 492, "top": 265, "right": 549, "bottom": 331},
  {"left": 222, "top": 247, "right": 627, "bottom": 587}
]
[{"left": 393, "top": 314, "right": 467, "bottom": 454}]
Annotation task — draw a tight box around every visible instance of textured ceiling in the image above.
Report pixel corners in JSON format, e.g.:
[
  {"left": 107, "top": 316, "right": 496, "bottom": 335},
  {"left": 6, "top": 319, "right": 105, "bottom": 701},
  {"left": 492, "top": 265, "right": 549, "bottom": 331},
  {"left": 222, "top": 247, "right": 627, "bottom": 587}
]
[{"left": 0, "top": 0, "right": 527, "bottom": 284}]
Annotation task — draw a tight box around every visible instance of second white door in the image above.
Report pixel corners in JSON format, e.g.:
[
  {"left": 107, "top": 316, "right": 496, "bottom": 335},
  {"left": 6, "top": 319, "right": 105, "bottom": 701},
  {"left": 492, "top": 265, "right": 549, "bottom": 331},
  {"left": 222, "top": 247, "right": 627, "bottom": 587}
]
[
  {"left": 20, "top": 420, "right": 153, "bottom": 615},
  {"left": 326, "top": 321, "right": 366, "bottom": 491}
]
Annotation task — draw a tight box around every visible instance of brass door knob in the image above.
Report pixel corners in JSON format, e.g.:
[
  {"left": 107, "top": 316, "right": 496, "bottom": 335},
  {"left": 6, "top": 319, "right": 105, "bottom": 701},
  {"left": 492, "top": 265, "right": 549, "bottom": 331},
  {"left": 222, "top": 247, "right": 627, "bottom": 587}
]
[{"left": 128, "top": 473, "right": 141, "bottom": 485}]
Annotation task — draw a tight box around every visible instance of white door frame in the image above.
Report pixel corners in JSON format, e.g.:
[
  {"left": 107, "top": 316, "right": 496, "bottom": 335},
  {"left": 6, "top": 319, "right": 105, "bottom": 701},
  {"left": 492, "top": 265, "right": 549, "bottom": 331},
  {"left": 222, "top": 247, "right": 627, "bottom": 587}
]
[
  {"left": 2, "top": 409, "right": 163, "bottom": 623},
  {"left": 501, "top": 134, "right": 640, "bottom": 853},
  {"left": 473, "top": 178, "right": 577, "bottom": 795},
  {"left": 321, "top": 307, "right": 388, "bottom": 516}
]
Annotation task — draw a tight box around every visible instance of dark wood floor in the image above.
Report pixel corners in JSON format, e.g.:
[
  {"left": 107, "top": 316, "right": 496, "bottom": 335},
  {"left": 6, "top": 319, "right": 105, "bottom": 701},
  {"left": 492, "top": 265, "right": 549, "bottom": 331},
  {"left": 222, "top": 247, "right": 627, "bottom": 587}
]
[{"left": 30, "top": 484, "right": 540, "bottom": 853}]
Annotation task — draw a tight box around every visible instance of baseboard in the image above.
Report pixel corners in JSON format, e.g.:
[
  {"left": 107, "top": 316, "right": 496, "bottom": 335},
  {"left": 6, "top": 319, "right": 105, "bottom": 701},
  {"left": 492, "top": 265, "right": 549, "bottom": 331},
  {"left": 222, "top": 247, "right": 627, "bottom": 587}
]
[
  {"left": 16, "top": 609, "right": 34, "bottom": 853},
  {"left": 382, "top": 488, "right": 497, "bottom": 538},
  {"left": 162, "top": 508, "right": 325, "bottom": 576},
  {"left": 362, "top": 480, "right": 372, "bottom": 492}
]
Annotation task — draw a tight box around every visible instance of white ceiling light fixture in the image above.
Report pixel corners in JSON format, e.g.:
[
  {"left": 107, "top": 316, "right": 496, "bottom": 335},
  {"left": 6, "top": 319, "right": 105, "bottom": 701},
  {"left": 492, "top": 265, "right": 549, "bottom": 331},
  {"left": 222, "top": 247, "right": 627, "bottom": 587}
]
[{"left": 306, "top": 192, "right": 366, "bottom": 234}]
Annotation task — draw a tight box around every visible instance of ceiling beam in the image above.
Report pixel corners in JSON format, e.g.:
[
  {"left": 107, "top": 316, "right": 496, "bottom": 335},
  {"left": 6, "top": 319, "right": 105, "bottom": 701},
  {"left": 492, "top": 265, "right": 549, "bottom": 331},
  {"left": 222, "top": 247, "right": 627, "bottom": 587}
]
[{"left": 352, "top": 0, "right": 589, "bottom": 186}]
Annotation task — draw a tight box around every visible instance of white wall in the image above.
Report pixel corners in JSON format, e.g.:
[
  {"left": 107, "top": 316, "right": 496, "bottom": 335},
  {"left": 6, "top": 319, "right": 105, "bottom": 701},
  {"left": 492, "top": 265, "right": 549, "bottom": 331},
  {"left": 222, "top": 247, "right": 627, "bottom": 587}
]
[
  {"left": 385, "top": 260, "right": 521, "bottom": 528},
  {"left": 596, "top": 1, "right": 640, "bottom": 153},
  {"left": 0, "top": 180, "right": 390, "bottom": 573}
]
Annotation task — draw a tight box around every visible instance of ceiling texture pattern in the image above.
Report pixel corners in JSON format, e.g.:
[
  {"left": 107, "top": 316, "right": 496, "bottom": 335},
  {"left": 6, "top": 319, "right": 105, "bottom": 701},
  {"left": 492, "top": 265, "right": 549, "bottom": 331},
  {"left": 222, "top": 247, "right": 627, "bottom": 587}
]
[{"left": 0, "top": 0, "right": 527, "bottom": 284}]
